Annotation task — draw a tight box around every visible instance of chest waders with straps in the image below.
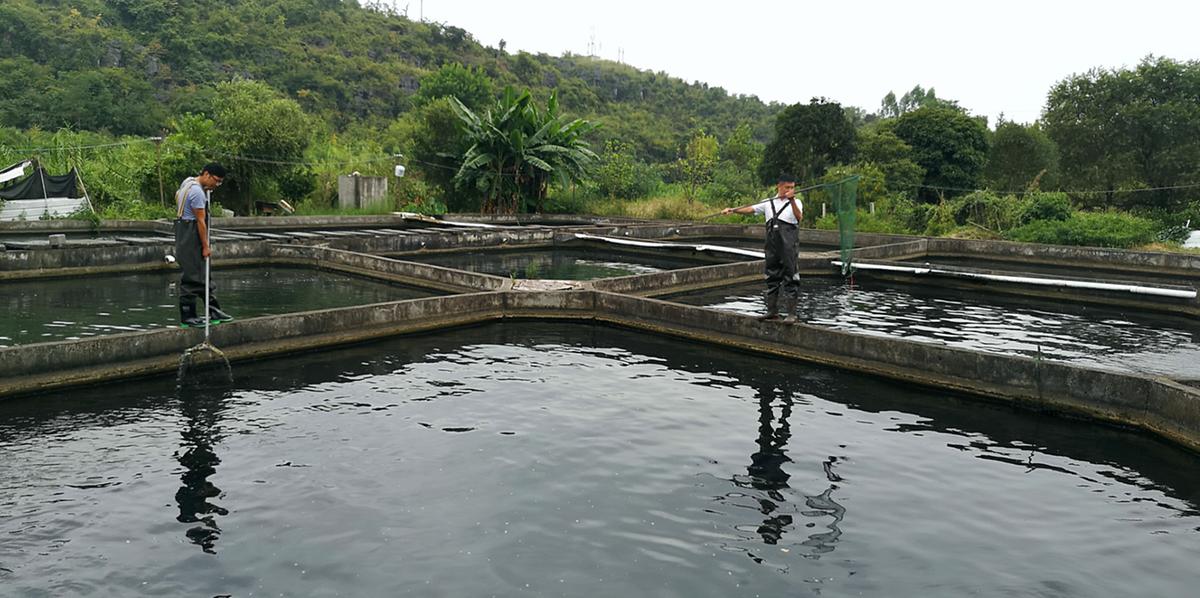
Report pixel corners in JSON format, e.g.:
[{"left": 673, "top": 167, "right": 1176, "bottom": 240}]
[{"left": 762, "top": 197, "right": 801, "bottom": 323}]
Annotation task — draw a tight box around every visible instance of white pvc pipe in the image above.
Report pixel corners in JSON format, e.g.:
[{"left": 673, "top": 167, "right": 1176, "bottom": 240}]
[
  {"left": 394, "top": 212, "right": 499, "bottom": 228},
  {"left": 834, "top": 261, "right": 1198, "bottom": 299},
  {"left": 573, "top": 233, "right": 765, "bottom": 258}
]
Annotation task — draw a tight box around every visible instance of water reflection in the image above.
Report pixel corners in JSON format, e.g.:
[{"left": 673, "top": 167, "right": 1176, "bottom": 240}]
[
  {"left": 733, "top": 378, "right": 846, "bottom": 559},
  {"left": 174, "top": 387, "right": 232, "bottom": 554}
]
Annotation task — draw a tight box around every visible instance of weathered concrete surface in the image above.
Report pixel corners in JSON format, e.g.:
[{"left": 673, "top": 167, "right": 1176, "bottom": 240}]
[
  {"left": 851, "top": 239, "right": 928, "bottom": 261},
  {"left": 269, "top": 245, "right": 509, "bottom": 293},
  {"left": 0, "top": 292, "right": 509, "bottom": 397},
  {"left": 590, "top": 292, "right": 1200, "bottom": 453},
  {"left": 0, "top": 219, "right": 170, "bottom": 235},
  {"left": 212, "top": 214, "right": 410, "bottom": 230},
  {"left": 926, "top": 237, "right": 1200, "bottom": 278},
  {"left": 350, "top": 228, "right": 557, "bottom": 256},
  {"left": 0, "top": 239, "right": 271, "bottom": 278},
  {"left": 2, "top": 287, "right": 1199, "bottom": 452},
  {"left": 592, "top": 260, "right": 763, "bottom": 297}
]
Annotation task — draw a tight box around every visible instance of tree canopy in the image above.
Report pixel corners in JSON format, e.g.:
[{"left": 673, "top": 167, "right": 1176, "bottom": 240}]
[
  {"left": 1043, "top": 56, "right": 1200, "bottom": 210},
  {"left": 757, "top": 98, "right": 856, "bottom": 185},
  {"left": 890, "top": 106, "right": 990, "bottom": 201}
]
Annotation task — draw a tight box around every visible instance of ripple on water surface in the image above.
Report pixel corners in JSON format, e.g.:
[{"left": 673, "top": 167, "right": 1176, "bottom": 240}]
[
  {"left": 667, "top": 278, "right": 1200, "bottom": 378},
  {"left": 0, "top": 323, "right": 1197, "bottom": 597}
]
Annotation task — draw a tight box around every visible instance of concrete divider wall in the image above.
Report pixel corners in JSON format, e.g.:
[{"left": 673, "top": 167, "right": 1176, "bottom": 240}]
[
  {"left": 346, "top": 228, "right": 557, "bottom": 255},
  {"left": 0, "top": 292, "right": 510, "bottom": 397},
  {"left": 269, "top": 245, "right": 508, "bottom": 293},
  {"left": 0, "top": 219, "right": 170, "bottom": 235},
  {"left": 592, "top": 260, "right": 764, "bottom": 296},
  {"left": 850, "top": 239, "right": 928, "bottom": 261},
  {"left": 927, "top": 237, "right": 1200, "bottom": 275},
  {"left": 851, "top": 269, "right": 1199, "bottom": 317},
  {"left": 591, "top": 292, "right": 1200, "bottom": 452},
  {"left": 0, "top": 239, "right": 272, "bottom": 278}
]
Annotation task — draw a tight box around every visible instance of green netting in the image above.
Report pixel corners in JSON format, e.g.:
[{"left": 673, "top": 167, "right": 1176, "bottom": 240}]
[{"left": 825, "top": 175, "right": 860, "bottom": 276}]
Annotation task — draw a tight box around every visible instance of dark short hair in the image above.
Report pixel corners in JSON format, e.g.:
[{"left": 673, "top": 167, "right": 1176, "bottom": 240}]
[
  {"left": 202, "top": 162, "right": 228, "bottom": 178},
  {"left": 776, "top": 173, "right": 796, "bottom": 183}
]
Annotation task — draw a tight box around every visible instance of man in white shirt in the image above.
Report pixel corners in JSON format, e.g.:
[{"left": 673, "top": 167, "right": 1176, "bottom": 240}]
[{"left": 721, "top": 174, "right": 803, "bottom": 322}]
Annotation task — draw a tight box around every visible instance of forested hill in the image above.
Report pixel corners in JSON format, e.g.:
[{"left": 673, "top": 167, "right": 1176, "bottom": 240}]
[{"left": 0, "top": 0, "right": 782, "bottom": 161}]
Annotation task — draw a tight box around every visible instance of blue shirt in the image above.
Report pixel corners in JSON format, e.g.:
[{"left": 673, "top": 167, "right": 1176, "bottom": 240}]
[{"left": 176, "top": 181, "right": 207, "bottom": 221}]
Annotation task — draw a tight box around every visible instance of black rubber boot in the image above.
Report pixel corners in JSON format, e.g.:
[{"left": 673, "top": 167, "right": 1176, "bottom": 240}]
[
  {"left": 782, "top": 295, "right": 799, "bottom": 324},
  {"left": 758, "top": 293, "right": 782, "bottom": 321},
  {"left": 180, "top": 299, "right": 206, "bottom": 328},
  {"left": 207, "top": 298, "right": 233, "bottom": 323}
]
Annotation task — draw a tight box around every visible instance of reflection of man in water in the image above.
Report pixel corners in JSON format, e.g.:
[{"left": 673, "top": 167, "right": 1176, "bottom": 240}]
[
  {"left": 739, "top": 377, "right": 847, "bottom": 554},
  {"left": 175, "top": 388, "right": 229, "bottom": 554},
  {"left": 742, "top": 381, "right": 795, "bottom": 544}
]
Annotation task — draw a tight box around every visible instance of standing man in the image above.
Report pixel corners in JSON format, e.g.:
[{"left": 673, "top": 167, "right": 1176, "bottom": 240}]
[
  {"left": 174, "top": 163, "right": 233, "bottom": 327},
  {"left": 721, "top": 174, "right": 803, "bottom": 322}
]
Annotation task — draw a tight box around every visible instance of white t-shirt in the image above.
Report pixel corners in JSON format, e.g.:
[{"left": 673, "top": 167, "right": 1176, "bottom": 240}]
[{"left": 751, "top": 196, "right": 803, "bottom": 225}]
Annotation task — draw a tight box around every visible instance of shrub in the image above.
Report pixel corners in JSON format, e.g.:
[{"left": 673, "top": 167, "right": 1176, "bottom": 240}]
[
  {"left": 591, "top": 140, "right": 661, "bottom": 200},
  {"left": 948, "top": 190, "right": 1021, "bottom": 231},
  {"left": 1005, "top": 211, "right": 1156, "bottom": 247},
  {"left": 1016, "top": 192, "right": 1071, "bottom": 224},
  {"left": 99, "top": 198, "right": 175, "bottom": 220}
]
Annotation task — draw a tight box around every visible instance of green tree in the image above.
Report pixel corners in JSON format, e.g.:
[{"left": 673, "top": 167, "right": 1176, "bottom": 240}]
[
  {"left": 210, "top": 79, "right": 312, "bottom": 214},
  {"left": 593, "top": 140, "right": 658, "bottom": 200},
  {"left": 758, "top": 98, "right": 856, "bottom": 185},
  {"left": 722, "top": 123, "right": 763, "bottom": 174},
  {"left": 414, "top": 62, "right": 494, "bottom": 111},
  {"left": 892, "top": 106, "right": 990, "bottom": 201},
  {"left": 52, "top": 68, "right": 166, "bottom": 135},
  {"left": 452, "top": 87, "right": 598, "bottom": 214},
  {"left": 1043, "top": 56, "right": 1200, "bottom": 210},
  {"left": 855, "top": 127, "right": 925, "bottom": 196},
  {"left": 385, "top": 97, "right": 472, "bottom": 209},
  {"left": 879, "top": 85, "right": 958, "bottom": 119},
  {"left": 984, "top": 120, "right": 1060, "bottom": 193},
  {"left": 678, "top": 129, "right": 719, "bottom": 200}
]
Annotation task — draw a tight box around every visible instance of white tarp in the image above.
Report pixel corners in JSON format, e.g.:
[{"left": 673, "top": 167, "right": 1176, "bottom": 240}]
[
  {"left": 0, "top": 160, "right": 31, "bottom": 184},
  {"left": 0, "top": 197, "right": 89, "bottom": 222},
  {"left": 1185, "top": 230, "right": 1200, "bottom": 249}
]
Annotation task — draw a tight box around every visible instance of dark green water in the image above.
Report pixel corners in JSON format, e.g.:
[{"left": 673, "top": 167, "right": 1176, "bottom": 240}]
[
  {"left": 1, "top": 323, "right": 1197, "bottom": 596},
  {"left": 395, "top": 248, "right": 739, "bottom": 280},
  {"left": 0, "top": 267, "right": 437, "bottom": 347},
  {"left": 667, "top": 278, "right": 1200, "bottom": 378}
]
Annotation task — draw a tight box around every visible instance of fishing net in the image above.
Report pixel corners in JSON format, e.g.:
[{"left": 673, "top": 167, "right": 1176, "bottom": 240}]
[{"left": 826, "top": 175, "right": 860, "bottom": 276}]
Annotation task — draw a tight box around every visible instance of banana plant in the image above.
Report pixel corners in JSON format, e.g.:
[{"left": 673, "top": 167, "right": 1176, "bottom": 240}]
[{"left": 451, "top": 87, "right": 598, "bottom": 214}]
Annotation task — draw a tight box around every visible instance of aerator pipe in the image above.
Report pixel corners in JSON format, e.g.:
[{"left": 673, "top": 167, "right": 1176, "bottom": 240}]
[{"left": 834, "top": 261, "right": 1198, "bottom": 299}]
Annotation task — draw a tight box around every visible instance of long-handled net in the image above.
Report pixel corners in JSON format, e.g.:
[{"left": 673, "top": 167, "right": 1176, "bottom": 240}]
[{"left": 178, "top": 193, "right": 231, "bottom": 385}]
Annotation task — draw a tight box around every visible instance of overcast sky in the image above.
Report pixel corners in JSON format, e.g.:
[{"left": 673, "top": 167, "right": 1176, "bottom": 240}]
[{"left": 406, "top": 0, "right": 1198, "bottom": 125}]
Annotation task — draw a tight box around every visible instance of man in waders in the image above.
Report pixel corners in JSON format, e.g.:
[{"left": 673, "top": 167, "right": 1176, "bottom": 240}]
[
  {"left": 175, "top": 163, "right": 233, "bottom": 327},
  {"left": 721, "top": 174, "right": 803, "bottom": 322}
]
